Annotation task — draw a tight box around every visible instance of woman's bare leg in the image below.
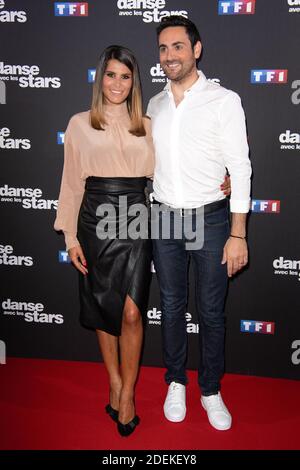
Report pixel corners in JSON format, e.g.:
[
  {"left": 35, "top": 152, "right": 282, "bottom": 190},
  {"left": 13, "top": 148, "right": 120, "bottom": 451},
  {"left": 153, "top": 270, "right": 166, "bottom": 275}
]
[
  {"left": 118, "top": 295, "right": 143, "bottom": 424},
  {"left": 96, "top": 329, "right": 122, "bottom": 410}
]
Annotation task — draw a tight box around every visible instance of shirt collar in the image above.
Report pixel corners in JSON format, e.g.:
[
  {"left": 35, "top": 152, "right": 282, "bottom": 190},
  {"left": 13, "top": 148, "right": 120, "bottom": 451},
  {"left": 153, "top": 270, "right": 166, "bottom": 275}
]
[
  {"left": 103, "top": 101, "right": 129, "bottom": 118},
  {"left": 164, "top": 70, "right": 207, "bottom": 97}
]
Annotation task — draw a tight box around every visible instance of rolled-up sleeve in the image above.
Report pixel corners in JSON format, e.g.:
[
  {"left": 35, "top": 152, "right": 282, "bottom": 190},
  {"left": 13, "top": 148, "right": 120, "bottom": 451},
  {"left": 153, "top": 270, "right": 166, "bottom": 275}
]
[
  {"left": 219, "top": 92, "right": 252, "bottom": 213},
  {"left": 54, "top": 117, "right": 85, "bottom": 250}
]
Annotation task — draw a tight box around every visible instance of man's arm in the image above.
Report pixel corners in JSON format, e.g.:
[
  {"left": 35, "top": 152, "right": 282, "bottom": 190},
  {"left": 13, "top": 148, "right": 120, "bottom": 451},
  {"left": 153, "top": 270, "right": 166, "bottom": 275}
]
[
  {"left": 219, "top": 91, "right": 252, "bottom": 277},
  {"left": 222, "top": 213, "right": 248, "bottom": 277}
]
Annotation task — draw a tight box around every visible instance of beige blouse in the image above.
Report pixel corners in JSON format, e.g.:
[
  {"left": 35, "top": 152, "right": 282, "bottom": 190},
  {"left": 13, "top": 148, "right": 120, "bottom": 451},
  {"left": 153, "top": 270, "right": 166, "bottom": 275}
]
[{"left": 54, "top": 102, "right": 155, "bottom": 250}]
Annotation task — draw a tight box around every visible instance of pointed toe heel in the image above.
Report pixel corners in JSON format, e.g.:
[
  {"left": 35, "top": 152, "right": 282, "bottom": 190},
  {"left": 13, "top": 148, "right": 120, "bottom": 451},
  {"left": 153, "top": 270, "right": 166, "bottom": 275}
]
[
  {"left": 105, "top": 404, "right": 119, "bottom": 423},
  {"left": 117, "top": 415, "right": 140, "bottom": 437}
]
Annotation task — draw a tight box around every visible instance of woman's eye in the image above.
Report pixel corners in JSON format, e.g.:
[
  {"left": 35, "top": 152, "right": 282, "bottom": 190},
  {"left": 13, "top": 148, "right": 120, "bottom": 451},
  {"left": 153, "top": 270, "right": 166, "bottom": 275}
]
[{"left": 122, "top": 75, "right": 131, "bottom": 80}]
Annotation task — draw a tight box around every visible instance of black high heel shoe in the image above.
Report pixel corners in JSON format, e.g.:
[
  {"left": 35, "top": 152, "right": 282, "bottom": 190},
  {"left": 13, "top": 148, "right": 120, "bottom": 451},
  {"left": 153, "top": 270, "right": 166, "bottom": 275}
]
[
  {"left": 105, "top": 404, "right": 119, "bottom": 423},
  {"left": 117, "top": 415, "right": 140, "bottom": 437}
]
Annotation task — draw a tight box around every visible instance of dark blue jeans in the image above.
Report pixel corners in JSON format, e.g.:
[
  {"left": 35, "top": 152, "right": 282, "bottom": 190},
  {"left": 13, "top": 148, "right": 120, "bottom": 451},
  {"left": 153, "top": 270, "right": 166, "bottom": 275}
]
[{"left": 152, "top": 201, "right": 230, "bottom": 396}]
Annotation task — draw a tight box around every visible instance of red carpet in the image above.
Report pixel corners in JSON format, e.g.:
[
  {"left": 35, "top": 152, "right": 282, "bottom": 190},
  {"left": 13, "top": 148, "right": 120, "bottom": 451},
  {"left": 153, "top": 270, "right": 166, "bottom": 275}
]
[{"left": 0, "top": 358, "right": 299, "bottom": 450}]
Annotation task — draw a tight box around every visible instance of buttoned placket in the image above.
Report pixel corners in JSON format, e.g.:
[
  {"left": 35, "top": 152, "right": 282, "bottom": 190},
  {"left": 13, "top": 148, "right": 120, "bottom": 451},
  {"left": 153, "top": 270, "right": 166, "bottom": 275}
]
[{"left": 167, "top": 89, "right": 191, "bottom": 209}]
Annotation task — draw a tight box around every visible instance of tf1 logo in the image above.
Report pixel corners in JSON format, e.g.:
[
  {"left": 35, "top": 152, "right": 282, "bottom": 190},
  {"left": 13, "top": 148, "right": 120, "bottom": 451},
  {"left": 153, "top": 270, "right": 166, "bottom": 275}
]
[
  {"left": 251, "top": 70, "right": 288, "bottom": 84},
  {"left": 241, "top": 320, "right": 275, "bottom": 334},
  {"left": 54, "top": 2, "right": 88, "bottom": 16},
  {"left": 59, "top": 251, "right": 71, "bottom": 263},
  {"left": 57, "top": 132, "right": 65, "bottom": 145},
  {"left": 218, "top": 1, "right": 256, "bottom": 15},
  {"left": 251, "top": 200, "right": 280, "bottom": 213},
  {"left": 88, "top": 69, "right": 96, "bottom": 83}
]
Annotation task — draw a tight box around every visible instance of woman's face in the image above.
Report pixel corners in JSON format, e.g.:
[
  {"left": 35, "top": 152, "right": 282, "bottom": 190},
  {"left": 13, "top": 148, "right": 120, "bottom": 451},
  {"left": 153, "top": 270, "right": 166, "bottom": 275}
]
[{"left": 102, "top": 59, "right": 133, "bottom": 105}]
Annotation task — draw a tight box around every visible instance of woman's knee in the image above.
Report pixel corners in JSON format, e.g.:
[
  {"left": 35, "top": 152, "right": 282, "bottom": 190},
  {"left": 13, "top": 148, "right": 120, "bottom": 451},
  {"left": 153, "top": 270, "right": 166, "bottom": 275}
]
[{"left": 123, "top": 308, "right": 141, "bottom": 327}]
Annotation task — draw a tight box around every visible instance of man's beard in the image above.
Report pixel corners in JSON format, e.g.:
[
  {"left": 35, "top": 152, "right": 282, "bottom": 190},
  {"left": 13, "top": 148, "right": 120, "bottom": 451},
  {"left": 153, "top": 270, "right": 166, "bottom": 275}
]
[{"left": 162, "top": 60, "right": 195, "bottom": 83}]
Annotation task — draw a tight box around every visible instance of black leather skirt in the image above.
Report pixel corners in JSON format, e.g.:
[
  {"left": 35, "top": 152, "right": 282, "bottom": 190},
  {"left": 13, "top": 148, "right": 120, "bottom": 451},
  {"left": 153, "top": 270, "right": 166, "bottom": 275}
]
[{"left": 77, "top": 176, "right": 152, "bottom": 336}]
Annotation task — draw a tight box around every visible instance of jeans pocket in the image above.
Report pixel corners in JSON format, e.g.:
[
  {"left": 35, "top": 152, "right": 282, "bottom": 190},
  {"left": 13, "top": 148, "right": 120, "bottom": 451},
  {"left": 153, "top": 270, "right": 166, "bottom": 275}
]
[{"left": 204, "top": 208, "right": 229, "bottom": 227}]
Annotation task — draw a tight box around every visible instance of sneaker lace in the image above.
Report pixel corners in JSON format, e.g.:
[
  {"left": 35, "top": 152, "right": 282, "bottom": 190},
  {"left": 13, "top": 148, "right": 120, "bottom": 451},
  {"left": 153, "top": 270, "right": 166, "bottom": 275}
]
[
  {"left": 168, "top": 383, "right": 182, "bottom": 401},
  {"left": 205, "top": 394, "right": 224, "bottom": 412}
]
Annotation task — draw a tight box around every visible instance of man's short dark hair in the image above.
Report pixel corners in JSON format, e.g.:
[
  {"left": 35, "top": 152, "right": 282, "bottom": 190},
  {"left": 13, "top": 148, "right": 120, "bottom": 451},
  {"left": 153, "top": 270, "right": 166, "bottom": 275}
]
[{"left": 156, "top": 15, "right": 201, "bottom": 48}]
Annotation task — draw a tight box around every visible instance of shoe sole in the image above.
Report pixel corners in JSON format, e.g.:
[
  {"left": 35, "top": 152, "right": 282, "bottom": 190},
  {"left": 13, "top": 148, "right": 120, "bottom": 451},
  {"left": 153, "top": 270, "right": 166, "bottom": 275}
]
[
  {"left": 200, "top": 399, "right": 232, "bottom": 431},
  {"left": 163, "top": 408, "right": 186, "bottom": 423}
]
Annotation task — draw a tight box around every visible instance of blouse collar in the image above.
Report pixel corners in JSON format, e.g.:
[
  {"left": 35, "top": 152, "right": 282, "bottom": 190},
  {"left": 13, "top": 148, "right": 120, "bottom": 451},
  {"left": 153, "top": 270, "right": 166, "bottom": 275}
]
[{"left": 103, "top": 101, "right": 129, "bottom": 118}]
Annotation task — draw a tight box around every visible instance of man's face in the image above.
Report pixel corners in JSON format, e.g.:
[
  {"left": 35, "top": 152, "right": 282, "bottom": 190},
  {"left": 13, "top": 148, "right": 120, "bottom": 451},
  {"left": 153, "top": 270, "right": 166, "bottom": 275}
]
[{"left": 158, "top": 26, "right": 201, "bottom": 82}]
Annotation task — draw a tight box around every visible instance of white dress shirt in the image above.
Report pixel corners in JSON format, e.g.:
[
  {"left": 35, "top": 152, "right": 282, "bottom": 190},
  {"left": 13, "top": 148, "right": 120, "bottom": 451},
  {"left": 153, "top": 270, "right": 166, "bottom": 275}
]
[{"left": 147, "top": 71, "right": 252, "bottom": 213}]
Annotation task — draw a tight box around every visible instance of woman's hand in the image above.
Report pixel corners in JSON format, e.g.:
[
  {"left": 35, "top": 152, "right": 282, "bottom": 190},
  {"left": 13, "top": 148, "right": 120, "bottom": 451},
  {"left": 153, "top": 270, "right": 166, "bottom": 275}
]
[
  {"left": 68, "top": 245, "right": 88, "bottom": 275},
  {"left": 220, "top": 175, "right": 231, "bottom": 196}
]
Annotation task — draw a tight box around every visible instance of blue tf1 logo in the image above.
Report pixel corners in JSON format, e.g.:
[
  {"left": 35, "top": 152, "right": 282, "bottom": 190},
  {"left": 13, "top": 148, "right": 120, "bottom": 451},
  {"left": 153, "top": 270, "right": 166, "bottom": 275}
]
[
  {"left": 251, "top": 69, "right": 288, "bottom": 84},
  {"left": 251, "top": 200, "right": 280, "bottom": 213},
  {"left": 54, "top": 2, "right": 88, "bottom": 16},
  {"left": 57, "top": 132, "right": 65, "bottom": 145},
  {"left": 240, "top": 320, "right": 275, "bottom": 334},
  {"left": 59, "top": 251, "right": 71, "bottom": 263},
  {"left": 88, "top": 69, "right": 96, "bottom": 83},
  {"left": 218, "top": 1, "right": 256, "bottom": 15}
]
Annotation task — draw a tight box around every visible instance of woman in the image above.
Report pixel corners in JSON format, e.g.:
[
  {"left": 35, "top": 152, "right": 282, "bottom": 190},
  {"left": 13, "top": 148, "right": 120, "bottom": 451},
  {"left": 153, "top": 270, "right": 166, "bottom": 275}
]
[
  {"left": 54, "top": 45, "right": 231, "bottom": 437},
  {"left": 54, "top": 45, "right": 154, "bottom": 437}
]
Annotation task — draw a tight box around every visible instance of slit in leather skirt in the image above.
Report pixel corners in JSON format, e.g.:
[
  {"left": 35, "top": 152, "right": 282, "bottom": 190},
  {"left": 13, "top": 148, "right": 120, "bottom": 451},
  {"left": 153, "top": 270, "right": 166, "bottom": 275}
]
[{"left": 77, "top": 176, "right": 152, "bottom": 336}]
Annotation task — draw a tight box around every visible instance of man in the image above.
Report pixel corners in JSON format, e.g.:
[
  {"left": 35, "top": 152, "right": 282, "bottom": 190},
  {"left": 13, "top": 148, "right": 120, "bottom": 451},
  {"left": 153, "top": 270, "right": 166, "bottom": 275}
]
[{"left": 147, "top": 16, "right": 251, "bottom": 431}]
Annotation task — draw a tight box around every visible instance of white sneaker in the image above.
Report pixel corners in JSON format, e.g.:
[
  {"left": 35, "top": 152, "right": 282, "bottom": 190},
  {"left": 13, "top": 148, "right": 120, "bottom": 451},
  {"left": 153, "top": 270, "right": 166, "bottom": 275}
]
[
  {"left": 163, "top": 382, "right": 186, "bottom": 422},
  {"left": 201, "top": 392, "right": 232, "bottom": 431}
]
